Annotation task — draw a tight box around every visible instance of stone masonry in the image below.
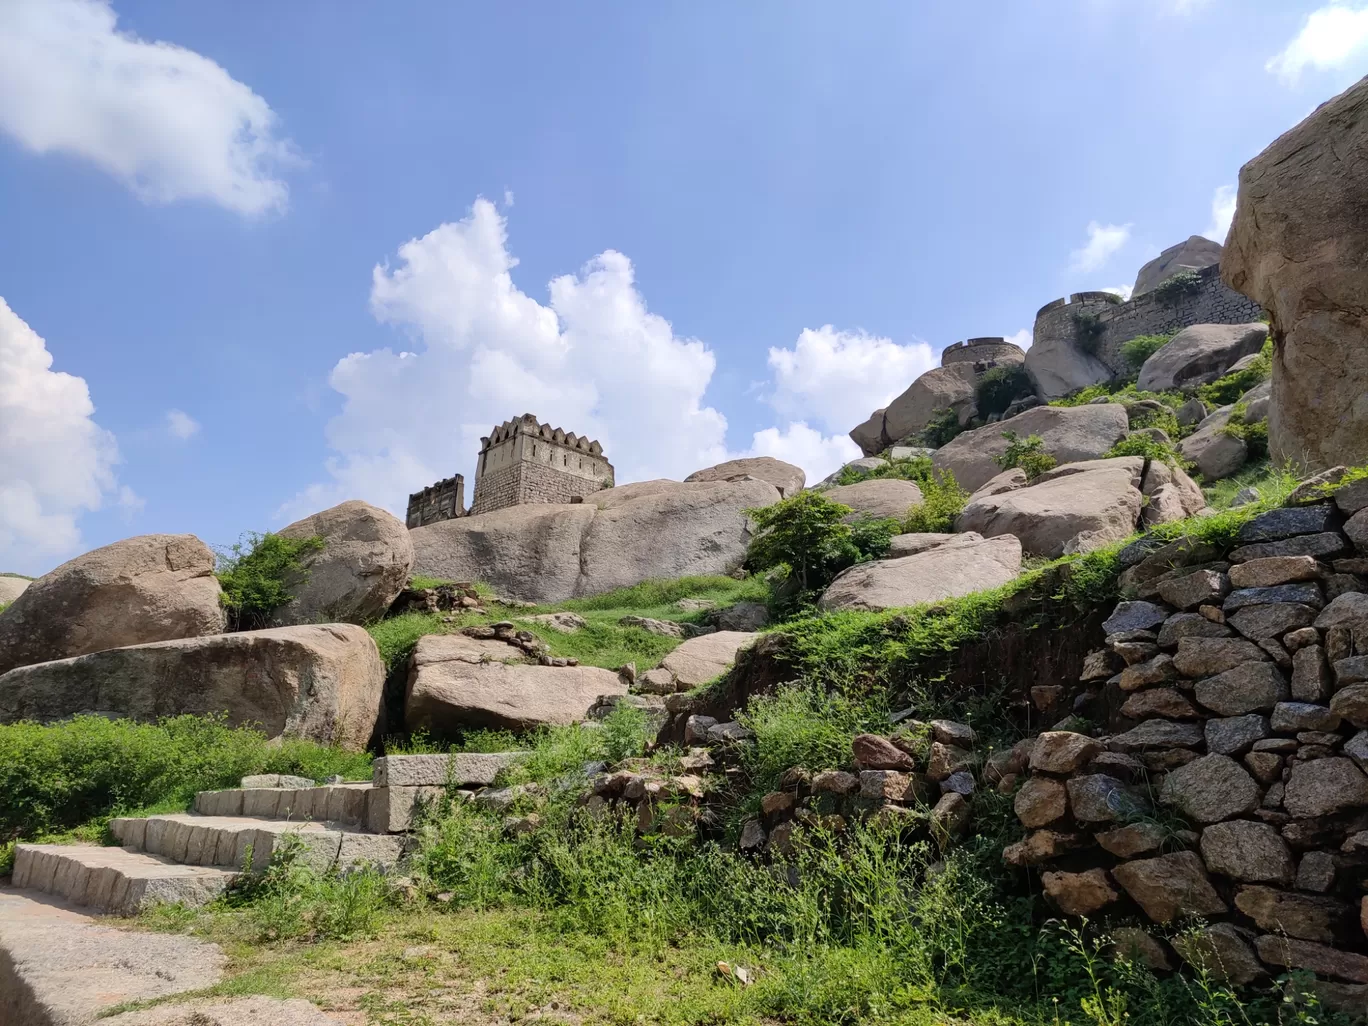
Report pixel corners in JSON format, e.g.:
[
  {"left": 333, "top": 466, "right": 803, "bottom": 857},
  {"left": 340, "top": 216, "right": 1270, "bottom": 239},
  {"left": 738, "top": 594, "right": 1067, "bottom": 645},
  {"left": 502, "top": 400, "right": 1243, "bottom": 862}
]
[
  {"left": 470, "top": 414, "right": 614, "bottom": 516},
  {"left": 406, "top": 474, "right": 465, "bottom": 528},
  {"left": 1033, "top": 265, "right": 1262, "bottom": 381}
]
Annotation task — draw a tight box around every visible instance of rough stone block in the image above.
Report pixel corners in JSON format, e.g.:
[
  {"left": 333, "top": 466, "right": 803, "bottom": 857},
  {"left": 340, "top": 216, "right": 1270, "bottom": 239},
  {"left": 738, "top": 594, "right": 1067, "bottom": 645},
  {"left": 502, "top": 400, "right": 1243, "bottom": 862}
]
[{"left": 365, "top": 786, "right": 444, "bottom": 833}]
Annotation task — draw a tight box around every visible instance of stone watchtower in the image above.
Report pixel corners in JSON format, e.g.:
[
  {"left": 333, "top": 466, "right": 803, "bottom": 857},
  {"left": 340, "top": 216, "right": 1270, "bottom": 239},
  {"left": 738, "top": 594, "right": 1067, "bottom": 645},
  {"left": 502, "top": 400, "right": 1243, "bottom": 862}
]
[
  {"left": 406, "top": 475, "right": 465, "bottom": 528},
  {"left": 469, "top": 414, "right": 613, "bottom": 516}
]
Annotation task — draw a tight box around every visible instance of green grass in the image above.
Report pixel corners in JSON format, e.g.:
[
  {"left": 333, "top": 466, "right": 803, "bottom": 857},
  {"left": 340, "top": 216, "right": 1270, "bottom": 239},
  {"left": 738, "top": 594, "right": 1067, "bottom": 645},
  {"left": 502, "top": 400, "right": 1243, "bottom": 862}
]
[
  {"left": 1119, "top": 332, "right": 1174, "bottom": 370},
  {"left": 1200, "top": 461, "right": 1297, "bottom": 510},
  {"left": 0, "top": 715, "right": 371, "bottom": 855}
]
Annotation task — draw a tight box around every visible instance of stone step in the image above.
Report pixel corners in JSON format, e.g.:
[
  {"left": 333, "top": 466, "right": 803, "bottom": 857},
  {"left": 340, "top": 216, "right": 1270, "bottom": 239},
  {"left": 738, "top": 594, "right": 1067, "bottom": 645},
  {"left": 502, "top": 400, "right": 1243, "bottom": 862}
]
[
  {"left": 11, "top": 844, "right": 237, "bottom": 915},
  {"left": 108, "top": 814, "right": 407, "bottom": 872}
]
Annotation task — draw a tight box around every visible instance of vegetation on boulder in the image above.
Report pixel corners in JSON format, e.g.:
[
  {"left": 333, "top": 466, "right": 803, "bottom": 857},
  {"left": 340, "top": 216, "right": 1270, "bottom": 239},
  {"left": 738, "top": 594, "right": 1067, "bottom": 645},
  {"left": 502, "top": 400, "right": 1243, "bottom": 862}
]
[{"left": 215, "top": 531, "right": 326, "bottom": 629}]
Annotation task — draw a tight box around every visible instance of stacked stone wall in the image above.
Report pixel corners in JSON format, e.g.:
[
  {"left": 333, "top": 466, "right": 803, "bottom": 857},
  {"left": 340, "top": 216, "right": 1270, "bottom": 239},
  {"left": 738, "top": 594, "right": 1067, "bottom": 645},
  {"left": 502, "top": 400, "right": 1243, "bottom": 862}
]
[
  {"left": 1007, "top": 478, "right": 1368, "bottom": 999},
  {"left": 1033, "top": 265, "right": 1263, "bottom": 380},
  {"left": 406, "top": 475, "right": 465, "bottom": 528},
  {"left": 941, "top": 337, "right": 1026, "bottom": 368}
]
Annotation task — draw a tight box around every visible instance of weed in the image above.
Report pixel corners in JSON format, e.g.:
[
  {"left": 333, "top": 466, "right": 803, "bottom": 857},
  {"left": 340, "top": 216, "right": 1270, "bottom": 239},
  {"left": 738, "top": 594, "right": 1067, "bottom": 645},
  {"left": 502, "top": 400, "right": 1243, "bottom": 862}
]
[
  {"left": 1198, "top": 339, "right": 1271, "bottom": 407},
  {"left": 1222, "top": 404, "right": 1270, "bottom": 461},
  {"left": 1105, "top": 433, "right": 1191, "bottom": 469},
  {"left": 216, "top": 532, "right": 326, "bottom": 629},
  {"left": 1119, "top": 333, "right": 1174, "bottom": 369},
  {"left": 1072, "top": 311, "right": 1106, "bottom": 354},
  {"left": 919, "top": 406, "right": 965, "bottom": 448},
  {"left": 975, "top": 365, "right": 1033, "bottom": 417},
  {"left": 1153, "top": 270, "right": 1204, "bottom": 305},
  {"left": 997, "top": 431, "right": 1057, "bottom": 480}
]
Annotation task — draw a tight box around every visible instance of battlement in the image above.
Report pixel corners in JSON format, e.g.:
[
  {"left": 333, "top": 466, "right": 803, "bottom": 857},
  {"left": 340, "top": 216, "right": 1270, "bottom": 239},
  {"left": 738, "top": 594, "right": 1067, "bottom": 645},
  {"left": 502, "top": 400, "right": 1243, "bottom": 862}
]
[
  {"left": 406, "top": 475, "right": 465, "bottom": 528},
  {"left": 941, "top": 337, "right": 1026, "bottom": 368},
  {"left": 471, "top": 413, "right": 613, "bottom": 516}
]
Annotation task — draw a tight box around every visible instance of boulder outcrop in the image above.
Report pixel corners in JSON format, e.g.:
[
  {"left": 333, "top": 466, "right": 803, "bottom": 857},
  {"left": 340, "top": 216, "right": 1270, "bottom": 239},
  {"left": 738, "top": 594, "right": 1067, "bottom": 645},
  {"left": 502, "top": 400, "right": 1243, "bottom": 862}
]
[
  {"left": 818, "top": 533, "right": 1022, "bottom": 612},
  {"left": 930, "top": 404, "right": 1130, "bottom": 493},
  {"left": 685, "top": 457, "right": 805, "bottom": 498},
  {"left": 1133, "top": 236, "right": 1224, "bottom": 296},
  {"left": 957, "top": 458, "right": 1146, "bottom": 557},
  {"left": 1137, "top": 323, "right": 1268, "bottom": 393},
  {"left": 0, "top": 624, "right": 383, "bottom": 750},
  {"left": 1180, "top": 406, "right": 1247, "bottom": 481},
  {"left": 0, "top": 576, "right": 29, "bottom": 605},
  {"left": 1222, "top": 75, "right": 1368, "bottom": 472},
  {"left": 405, "top": 634, "right": 625, "bottom": 734},
  {"left": 879, "top": 363, "right": 982, "bottom": 449},
  {"left": 275, "top": 500, "right": 413, "bottom": 626},
  {"left": 0, "top": 535, "right": 225, "bottom": 678},
  {"left": 1024, "top": 335, "right": 1114, "bottom": 401},
  {"left": 821, "top": 479, "right": 924, "bottom": 521},
  {"left": 409, "top": 478, "right": 780, "bottom": 604}
]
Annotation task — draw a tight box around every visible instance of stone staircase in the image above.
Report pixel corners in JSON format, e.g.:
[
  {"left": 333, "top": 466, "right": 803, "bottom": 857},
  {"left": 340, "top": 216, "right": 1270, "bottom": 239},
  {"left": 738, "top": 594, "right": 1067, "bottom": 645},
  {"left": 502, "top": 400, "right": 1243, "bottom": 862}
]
[{"left": 8, "top": 751, "right": 521, "bottom": 916}]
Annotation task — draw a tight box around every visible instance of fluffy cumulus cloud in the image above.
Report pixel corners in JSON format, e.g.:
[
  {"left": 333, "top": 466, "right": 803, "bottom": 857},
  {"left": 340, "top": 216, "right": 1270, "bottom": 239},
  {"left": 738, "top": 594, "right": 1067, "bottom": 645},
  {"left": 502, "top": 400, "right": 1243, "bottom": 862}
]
[
  {"left": 1069, "top": 221, "right": 1132, "bottom": 273},
  {"left": 287, "top": 199, "right": 733, "bottom": 516},
  {"left": 165, "top": 409, "right": 200, "bottom": 440},
  {"left": 1268, "top": 3, "right": 1368, "bottom": 84},
  {"left": 0, "top": 297, "right": 124, "bottom": 571},
  {"left": 0, "top": 0, "right": 298, "bottom": 216},
  {"left": 291, "top": 201, "right": 944, "bottom": 513},
  {"left": 1004, "top": 328, "right": 1033, "bottom": 352},
  {"left": 1206, "top": 184, "right": 1238, "bottom": 242}
]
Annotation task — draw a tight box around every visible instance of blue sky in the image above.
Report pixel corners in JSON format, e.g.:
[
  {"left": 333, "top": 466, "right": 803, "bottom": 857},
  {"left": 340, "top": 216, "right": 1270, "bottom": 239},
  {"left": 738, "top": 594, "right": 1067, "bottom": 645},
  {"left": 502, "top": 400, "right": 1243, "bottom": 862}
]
[{"left": 1, "top": 0, "right": 1366, "bottom": 575}]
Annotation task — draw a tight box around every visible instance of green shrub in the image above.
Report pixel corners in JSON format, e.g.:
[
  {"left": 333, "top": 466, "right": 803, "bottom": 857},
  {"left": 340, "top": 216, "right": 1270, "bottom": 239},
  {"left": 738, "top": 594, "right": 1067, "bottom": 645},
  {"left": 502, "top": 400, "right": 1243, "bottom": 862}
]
[
  {"left": 216, "top": 532, "right": 325, "bottom": 629},
  {"left": 1119, "top": 333, "right": 1173, "bottom": 369},
  {"left": 1071, "top": 311, "right": 1105, "bottom": 354},
  {"left": 995, "top": 431, "right": 1056, "bottom": 480},
  {"left": 903, "top": 467, "right": 969, "bottom": 534},
  {"left": 918, "top": 407, "right": 964, "bottom": 448},
  {"left": 1197, "top": 338, "right": 1271, "bottom": 407},
  {"left": 0, "top": 715, "right": 370, "bottom": 839},
  {"left": 1223, "top": 404, "right": 1270, "bottom": 461},
  {"left": 1105, "top": 433, "right": 1191, "bottom": 469},
  {"left": 745, "top": 491, "right": 854, "bottom": 594},
  {"left": 973, "top": 365, "right": 1032, "bottom": 418},
  {"left": 1153, "top": 269, "right": 1203, "bottom": 305}
]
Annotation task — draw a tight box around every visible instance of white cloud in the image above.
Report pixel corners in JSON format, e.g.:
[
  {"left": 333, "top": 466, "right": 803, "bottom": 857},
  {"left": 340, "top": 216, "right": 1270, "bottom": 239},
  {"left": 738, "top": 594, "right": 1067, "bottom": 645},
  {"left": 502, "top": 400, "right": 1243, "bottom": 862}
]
[
  {"left": 1069, "top": 221, "right": 1132, "bottom": 273},
  {"left": 764, "top": 325, "right": 936, "bottom": 436},
  {"left": 0, "top": 0, "right": 298, "bottom": 216},
  {"left": 1101, "top": 285, "right": 1134, "bottom": 302},
  {"left": 1206, "top": 184, "right": 1238, "bottom": 242},
  {"left": 741, "top": 423, "right": 861, "bottom": 486},
  {"left": 0, "top": 297, "right": 124, "bottom": 571},
  {"left": 1268, "top": 3, "right": 1368, "bottom": 83},
  {"left": 1004, "top": 328, "right": 1033, "bottom": 352},
  {"left": 287, "top": 198, "right": 732, "bottom": 517},
  {"left": 165, "top": 409, "right": 200, "bottom": 440}
]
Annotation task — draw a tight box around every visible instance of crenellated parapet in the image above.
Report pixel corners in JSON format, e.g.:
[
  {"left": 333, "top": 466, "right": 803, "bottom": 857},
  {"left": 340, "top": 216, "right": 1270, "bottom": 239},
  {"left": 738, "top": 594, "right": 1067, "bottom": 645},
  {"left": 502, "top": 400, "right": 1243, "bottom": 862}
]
[
  {"left": 471, "top": 413, "right": 613, "bottom": 516},
  {"left": 941, "top": 337, "right": 1027, "bottom": 368}
]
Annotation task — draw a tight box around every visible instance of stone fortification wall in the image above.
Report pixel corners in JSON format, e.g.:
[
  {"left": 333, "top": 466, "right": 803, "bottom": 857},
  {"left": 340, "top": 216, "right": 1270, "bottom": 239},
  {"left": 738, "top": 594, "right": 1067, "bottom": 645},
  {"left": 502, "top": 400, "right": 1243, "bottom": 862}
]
[
  {"left": 406, "top": 475, "right": 465, "bottom": 528},
  {"left": 1005, "top": 481, "right": 1368, "bottom": 1001},
  {"left": 1033, "top": 266, "right": 1263, "bottom": 379},
  {"left": 470, "top": 414, "right": 613, "bottom": 516},
  {"left": 941, "top": 337, "right": 1026, "bottom": 368}
]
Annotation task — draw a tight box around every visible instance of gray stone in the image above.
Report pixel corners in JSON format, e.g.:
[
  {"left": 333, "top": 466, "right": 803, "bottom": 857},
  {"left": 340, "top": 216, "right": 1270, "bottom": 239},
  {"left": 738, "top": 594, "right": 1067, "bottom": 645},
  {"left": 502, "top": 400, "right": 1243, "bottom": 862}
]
[
  {"left": 1238, "top": 506, "right": 1340, "bottom": 544},
  {"left": 1030, "top": 731, "right": 1104, "bottom": 773},
  {"left": 1271, "top": 702, "right": 1340, "bottom": 733},
  {"left": 1228, "top": 603, "right": 1319, "bottom": 641},
  {"left": 1111, "top": 927, "right": 1175, "bottom": 971},
  {"left": 685, "top": 456, "right": 805, "bottom": 498},
  {"left": 1120, "top": 687, "right": 1199, "bottom": 720},
  {"left": 1296, "top": 851, "right": 1337, "bottom": 892},
  {"left": 1285, "top": 627, "right": 1321, "bottom": 651},
  {"left": 0, "top": 576, "right": 29, "bottom": 605},
  {"left": 1111, "top": 720, "right": 1205, "bottom": 752},
  {"left": 1180, "top": 408, "right": 1247, "bottom": 480},
  {"left": 822, "top": 478, "right": 925, "bottom": 521},
  {"left": 1137, "top": 322, "right": 1268, "bottom": 392},
  {"left": 930, "top": 404, "right": 1130, "bottom": 493},
  {"left": 1160, "top": 754, "right": 1261, "bottom": 823},
  {"left": 1173, "top": 636, "right": 1268, "bottom": 678},
  {"left": 1194, "top": 662, "right": 1288, "bottom": 716},
  {"left": 1066, "top": 774, "right": 1137, "bottom": 823},
  {"left": 887, "top": 532, "right": 957, "bottom": 558},
  {"left": 1015, "top": 776, "right": 1068, "bottom": 828},
  {"left": 1283, "top": 758, "right": 1368, "bottom": 818},
  {"left": 1111, "top": 851, "right": 1227, "bottom": 924},
  {"left": 1205, "top": 714, "right": 1270, "bottom": 756},
  {"left": 410, "top": 477, "right": 780, "bottom": 603},
  {"left": 1158, "top": 612, "right": 1233, "bottom": 648},
  {"left": 372, "top": 752, "right": 523, "bottom": 788},
  {"left": 0, "top": 624, "right": 384, "bottom": 750},
  {"left": 1230, "top": 533, "right": 1348, "bottom": 563},
  {"left": 1236, "top": 887, "right": 1353, "bottom": 945},
  {"left": 406, "top": 634, "right": 627, "bottom": 734},
  {"left": 818, "top": 534, "right": 1022, "bottom": 612},
  {"left": 275, "top": 500, "right": 413, "bottom": 627},
  {"left": 1104, "top": 601, "right": 1170, "bottom": 636},
  {"left": 1330, "top": 684, "right": 1368, "bottom": 729},
  {"left": 0, "top": 534, "right": 225, "bottom": 677},
  {"left": 1171, "top": 923, "right": 1264, "bottom": 986},
  {"left": 852, "top": 733, "right": 916, "bottom": 771},
  {"left": 660, "top": 630, "right": 758, "bottom": 687},
  {"left": 1336, "top": 655, "right": 1368, "bottom": 685},
  {"left": 1318, "top": 592, "right": 1368, "bottom": 643},
  {"left": 877, "top": 362, "right": 985, "bottom": 450},
  {"left": 1224, "top": 583, "right": 1323, "bottom": 613},
  {"left": 1334, "top": 478, "right": 1368, "bottom": 516},
  {"left": 1157, "top": 569, "right": 1229, "bottom": 611},
  {"left": 1200, "top": 820, "right": 1293, "bottom": 884},
  {"left": 1254, "top": 936, "right": 1368, "bottom": 985},
  {"left": 1228, "top": 556, "right": 1321, "bottom": 589},
  {"left": 1097, "top": 822, "right": 1166, "bottom": 858}
]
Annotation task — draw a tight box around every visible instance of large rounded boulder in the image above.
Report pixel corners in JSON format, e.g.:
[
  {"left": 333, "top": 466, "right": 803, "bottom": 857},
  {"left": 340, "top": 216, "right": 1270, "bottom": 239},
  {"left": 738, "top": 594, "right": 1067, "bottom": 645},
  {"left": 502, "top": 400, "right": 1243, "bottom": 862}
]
[
  {"left": 818, "top": 533, "right": 1022, "bottom": 612},
  {"left": 410, "top": 478, "right": 780, "bottom": 604},
  {"left": 931, "top": 404, "right": 1130, "bottom": 493},
  {"left": 685, "top": 457, "right": 805, "bottom": 498},
  {"left": 822, "top": 479, "right": 924, "bottom": 521},
  {"left": 1222, "top": 75, "right": 1368, "bottom": 472},
  {"left": 275, "top": 500, "right": 413, "bottom": 626},
  {"left": 0, "top": 535, "right": 225, "bottom": 677},
  {"left": 1137, "top": 323, "right": 1268, "bottom": 393},
  {"left": 880, "top": 364, "right": 982, "bottom": 447}
]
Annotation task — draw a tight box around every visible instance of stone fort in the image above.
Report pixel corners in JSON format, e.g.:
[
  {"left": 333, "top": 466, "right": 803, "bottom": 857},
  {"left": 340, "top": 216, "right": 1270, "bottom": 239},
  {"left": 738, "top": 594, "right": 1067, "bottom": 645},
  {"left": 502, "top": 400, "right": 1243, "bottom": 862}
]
[{"left": 471, "top": 414, "right": 613, "bottom": 516}]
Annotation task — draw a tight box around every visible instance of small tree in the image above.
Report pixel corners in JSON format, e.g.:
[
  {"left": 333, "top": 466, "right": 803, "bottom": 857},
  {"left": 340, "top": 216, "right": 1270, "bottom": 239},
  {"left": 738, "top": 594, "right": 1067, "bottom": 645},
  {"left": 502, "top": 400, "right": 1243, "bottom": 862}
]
[
  {"left": 996, "top": 431, "right": 1057, "bottom": 480},
  {"left": 745, "top": 492, "right": 854, "bottom": 593},
  {"left": 216, "top": 532, "right": 326, "bottom": 630}
]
